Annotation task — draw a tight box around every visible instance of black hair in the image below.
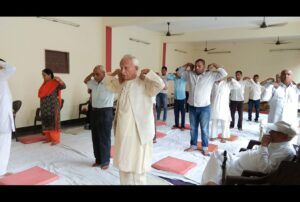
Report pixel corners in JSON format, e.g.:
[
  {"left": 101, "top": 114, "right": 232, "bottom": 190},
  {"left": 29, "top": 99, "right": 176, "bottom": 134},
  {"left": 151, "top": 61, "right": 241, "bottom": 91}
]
[
  {"left": 254, "top": 74, "right": 259, "bottom": 78},
  {"left": 162, "top": 66, "right": 168, "bottom": 71},
  {"left": 235, "top": 71, "right": 242, "bottom": 75},
  {"left": 42, "top": 68, "right": 54, "bottom": 79},
  {"left": 0, "top": 58, "right": 6, "bottom": 62},
  {"left": 195, "top": 58, "right": 205, "bottom": 66},
  {"left": 175, "top": 68, "right": 179, "bottom": 72}
]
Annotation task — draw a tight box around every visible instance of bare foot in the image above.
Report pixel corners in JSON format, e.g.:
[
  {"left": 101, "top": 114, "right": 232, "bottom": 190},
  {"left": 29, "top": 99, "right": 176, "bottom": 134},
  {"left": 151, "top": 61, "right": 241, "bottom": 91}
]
[
  {"left": 92, "top": 163, "right": 100, "bottom": 167},
  {"left": 202, "top": 150, "right": 210, "bottom": 156},
  {"left": 220, "top": 139, "right": 226, "bottom": 143},
  {"left": 184, "top": 147, "right": 196, "bottom": 152},
  {"left": 43, "top": 140, "right": 51, "bottom": 144},
  {"left": 101, "top": 165, "right": 109, "bottom": 170},
  {"left": 172, "top": 125, "right": 179, "bottom": 129}
]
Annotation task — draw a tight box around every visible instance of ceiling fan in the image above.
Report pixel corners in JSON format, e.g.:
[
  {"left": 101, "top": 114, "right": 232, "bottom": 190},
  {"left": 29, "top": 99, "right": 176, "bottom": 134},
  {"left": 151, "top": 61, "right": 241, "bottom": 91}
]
[
  {"left": 164, "top": 22, "right": 184, "bottom": 37},
  {"left": 207, "top": 51, "right": 231, "bottom": 55},
  {"left": 255, "top": 17, "right": 287, "bottom": 29},
  {"left": 203, "top": 41, "right": 216, "bottom": 52},
  {"left": 265, "top": 37, "right": 291, "bottom": 45}
]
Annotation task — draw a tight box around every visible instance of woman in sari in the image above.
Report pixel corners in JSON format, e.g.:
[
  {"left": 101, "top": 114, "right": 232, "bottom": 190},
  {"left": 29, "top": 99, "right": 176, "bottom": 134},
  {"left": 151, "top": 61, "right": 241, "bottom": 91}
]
[{"left": 38, "top": 69, "right": 66, "bottom": 145}]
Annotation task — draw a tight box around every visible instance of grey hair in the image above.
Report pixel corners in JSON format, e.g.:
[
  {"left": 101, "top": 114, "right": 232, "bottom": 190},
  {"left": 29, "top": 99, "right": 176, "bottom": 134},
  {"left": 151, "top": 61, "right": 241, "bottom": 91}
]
[
  {"left": 94, "top": 65, "right": 105, "bottom": 72},
  {"left": 120, "top": 54, "right": 139, "bottom": 69}
]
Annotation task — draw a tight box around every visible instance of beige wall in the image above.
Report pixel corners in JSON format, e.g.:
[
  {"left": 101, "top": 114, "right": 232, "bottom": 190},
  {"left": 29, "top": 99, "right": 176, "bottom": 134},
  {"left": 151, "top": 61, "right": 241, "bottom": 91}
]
[
  {"left": 194, "top": 40, "right": 300, "bottom": 82},
  {"left": 0, "top": 17, "right": 104, "bottom": 128},
  {"left": 111, "top": 26, "right": 162, "bottom": 72},
  {"left": 165, "top": 43, "right": 197, "bottom": 72}
]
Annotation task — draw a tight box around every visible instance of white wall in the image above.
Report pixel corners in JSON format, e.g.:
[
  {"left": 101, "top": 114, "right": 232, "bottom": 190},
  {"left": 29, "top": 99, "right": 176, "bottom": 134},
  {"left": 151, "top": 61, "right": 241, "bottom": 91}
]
[
  {"left": 112, "top": 26, "right": 162, "bottom": 72},
  {"left": 0, "top": 17, "right": 104, "bottom": 128}
]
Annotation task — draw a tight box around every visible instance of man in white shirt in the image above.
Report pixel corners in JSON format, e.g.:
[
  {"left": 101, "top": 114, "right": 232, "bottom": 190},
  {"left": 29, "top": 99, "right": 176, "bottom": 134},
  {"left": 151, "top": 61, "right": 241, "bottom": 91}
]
[
  {"left": 229, "top": 71, "right": 249, "bottom": 131},
  {"left": 84, "top": 65, "right": 115, "bottom": 170},
  {"left": 261, "top": 69, "right": 300, "bottom": 126},
  {"left": 156, "top": 66, "right": 169, "bottom": 122},
  {"left": 202, "top": 121, "right": 297, "bottom": 185},
  {"left": 0, "top": 59, "right": 16, "bottom": 177},
  {"left": 247, "top": 74, "right": 264, "bottom": 122},
  {"left": 179, "top": 60, "right": 228, "bottom": 156}
]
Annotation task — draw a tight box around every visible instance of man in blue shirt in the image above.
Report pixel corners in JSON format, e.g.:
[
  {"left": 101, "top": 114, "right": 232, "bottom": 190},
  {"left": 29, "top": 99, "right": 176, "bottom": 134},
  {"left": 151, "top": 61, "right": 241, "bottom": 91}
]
[{"left": 167, "top": 68, "right": 187, "bottom": 131}]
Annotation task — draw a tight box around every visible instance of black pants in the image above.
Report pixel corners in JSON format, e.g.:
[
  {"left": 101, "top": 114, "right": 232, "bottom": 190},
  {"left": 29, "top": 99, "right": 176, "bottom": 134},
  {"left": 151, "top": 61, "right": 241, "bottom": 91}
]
[
  {"left": 185, "top": 91, "right": 189, "bottom": 112},
  {"left": 174, "top": 99, "right": 185, "bottom": 128},
  {"left": 229, "top": 100, "right": 244, "bottom": 129},
  {"left": 91, "top": 107, "right": 113, "bottom": 166},
  {"left": 248, "top": 99, "right": 260, "bottom": 121},
  {"left": 85, "top": 100, "right": 92, "bottom": 124}
]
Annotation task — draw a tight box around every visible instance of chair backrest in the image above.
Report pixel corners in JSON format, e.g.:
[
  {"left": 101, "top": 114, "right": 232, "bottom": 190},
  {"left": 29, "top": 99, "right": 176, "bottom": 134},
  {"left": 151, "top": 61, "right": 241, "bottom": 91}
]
[
  {"left": 13, "top": 100, "right": 22, "bottom": 114},
  {"left": 61, "top": 99, "right": 64, "bottom": 110}
]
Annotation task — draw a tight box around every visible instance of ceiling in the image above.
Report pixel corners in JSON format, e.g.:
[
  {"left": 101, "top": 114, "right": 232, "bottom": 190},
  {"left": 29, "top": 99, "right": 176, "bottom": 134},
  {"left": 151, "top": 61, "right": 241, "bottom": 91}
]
[
  {"left": 104, "top": 17, "right": 300, "bottom": 43},
  {"left": 138, "top": 17, "right": 300, "bottom": 33}
]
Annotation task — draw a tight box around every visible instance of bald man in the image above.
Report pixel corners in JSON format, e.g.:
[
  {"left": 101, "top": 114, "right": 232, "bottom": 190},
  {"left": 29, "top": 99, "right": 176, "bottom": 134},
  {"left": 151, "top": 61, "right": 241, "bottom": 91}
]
[
  {"left": 262, "top": 69, "right": 300, "bottom": 126},
  {"left": 84, "top": 65, "right": 115, "bottom": 170},
  {"left": 104, "top": 54, "right": 164, "bottom": 185}
]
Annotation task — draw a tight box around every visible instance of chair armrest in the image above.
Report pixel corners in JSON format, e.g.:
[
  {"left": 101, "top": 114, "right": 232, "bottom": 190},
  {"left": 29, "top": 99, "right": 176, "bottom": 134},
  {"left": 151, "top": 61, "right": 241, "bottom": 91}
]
[
  {"left": 224, "top": 175, "right": 269, "bottom": 185},
  {"left": 79, "top": 101, "right": 90, "bottom": 108},
  {"left": 241, "top": 170, "right": 267, "bottom": 177}
]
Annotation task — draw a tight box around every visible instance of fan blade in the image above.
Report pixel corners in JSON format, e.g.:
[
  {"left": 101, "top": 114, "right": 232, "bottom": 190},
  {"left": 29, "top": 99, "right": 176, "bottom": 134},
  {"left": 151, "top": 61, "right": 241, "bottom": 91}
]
[
  {"left": 267, "top": 22, "right": 288, "bottom": 27},
  {"left": 206, "top": 48, "right": 216, "bottom": 51},
  {"left": 279, "top": 41, "right": 291, "bottom": 44},
  {"left": 171, "top": 33, "right": 184, "bottom": 36},
  {"left": 270, "top": 48, "right": 300, "bottom": 52},
  {"left": 207, "top": 51, "right": 231, "bottom": 54}
]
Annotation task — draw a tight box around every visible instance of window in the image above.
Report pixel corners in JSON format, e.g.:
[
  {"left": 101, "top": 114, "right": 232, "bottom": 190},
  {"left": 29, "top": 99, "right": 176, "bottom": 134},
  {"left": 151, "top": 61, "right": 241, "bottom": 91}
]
[{"left": 45, "top": 50, "right": 69, "bottom": 73}]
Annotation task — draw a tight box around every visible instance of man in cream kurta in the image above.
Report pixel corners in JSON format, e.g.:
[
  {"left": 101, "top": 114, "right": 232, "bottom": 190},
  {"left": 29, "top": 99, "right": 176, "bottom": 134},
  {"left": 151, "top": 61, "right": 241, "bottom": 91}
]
[
  {"left": 0, "top": 59, "right": 16, "bottom": 177},
  {"left": 104, "top": 55, "right": 165, "bottom": 185}
]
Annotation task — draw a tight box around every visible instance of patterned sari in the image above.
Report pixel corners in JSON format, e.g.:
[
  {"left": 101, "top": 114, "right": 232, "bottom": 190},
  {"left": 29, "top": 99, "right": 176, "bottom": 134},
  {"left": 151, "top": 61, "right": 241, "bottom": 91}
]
[{"left": 38, "top": 80, "right": 65, "bottom": 144}]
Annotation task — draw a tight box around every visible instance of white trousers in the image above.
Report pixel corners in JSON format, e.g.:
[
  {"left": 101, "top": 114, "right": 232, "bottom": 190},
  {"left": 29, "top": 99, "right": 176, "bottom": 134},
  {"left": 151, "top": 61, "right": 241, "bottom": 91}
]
[
  {"left": 211, "top": 119, "right": 230, "bottom": 139},
  {"left": 119, "top": 171, "right": 147, "bottom": 185},
  {"left": 0, "top": 133, "right": 11, "bottom": 176}
]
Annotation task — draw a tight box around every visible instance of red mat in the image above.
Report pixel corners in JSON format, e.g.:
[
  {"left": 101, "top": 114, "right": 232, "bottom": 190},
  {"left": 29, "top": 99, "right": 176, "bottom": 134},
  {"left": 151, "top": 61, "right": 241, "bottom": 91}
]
[
  {"left": 197, "top": 142, "right": 218, "bottom": 152},
  {"left": 185, "top": 124, "right": 191, "bottom": 130},
  {"left": 17, "top": 134, "right": 47, "bottom": 144},
  {"left": 0, "top": 166, "right": 59, "bottom": 185},
  {"left": 217, "top": 134, "right": 238, "bottom": 141},
  {"left": 156, "top": 121, "right": 166, "bottom": 126},
  {"left": 156, "top": 131, "right": 167, "bottom": 139},
  {"left": 110, "top": 145, "right": 114, "bottom": 158},
  {"left": 152, "top": 156, "right": 197, "bottom": 175}
]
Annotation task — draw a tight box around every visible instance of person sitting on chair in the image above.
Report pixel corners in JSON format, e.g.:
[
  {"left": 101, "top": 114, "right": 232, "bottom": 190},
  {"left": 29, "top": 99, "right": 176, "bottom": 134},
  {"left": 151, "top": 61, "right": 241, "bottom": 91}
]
[{"left": 201, "top": 121, "right": 298, "bottom": 185}]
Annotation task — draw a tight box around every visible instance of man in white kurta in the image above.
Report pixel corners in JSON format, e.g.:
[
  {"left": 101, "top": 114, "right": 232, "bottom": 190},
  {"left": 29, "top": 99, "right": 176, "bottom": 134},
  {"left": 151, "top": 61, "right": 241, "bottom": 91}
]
[
  {"left": 210, "top": 77, "right": 241, "bottom": 142},
  {"left": 261, "top": 69, "right": 300, "bottom": 144},
  {"left": 0, "top": 59, "right": 16, "bottom": 176},
  {"left": 104, "top": 55, "right": 164, "bottom": 185},
  {"left": 202, "top": 121, "right": 297, "bottom": 185}
]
